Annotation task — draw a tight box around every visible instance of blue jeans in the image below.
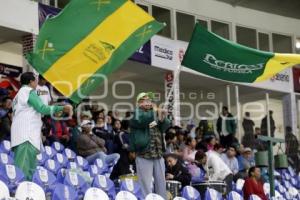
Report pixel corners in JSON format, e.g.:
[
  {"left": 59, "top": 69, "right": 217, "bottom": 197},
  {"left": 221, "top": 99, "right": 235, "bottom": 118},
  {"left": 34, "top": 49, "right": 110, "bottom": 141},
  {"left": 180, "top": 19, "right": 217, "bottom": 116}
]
[{"left": 86, "top": 151, "right": 120, "bottom": 166}]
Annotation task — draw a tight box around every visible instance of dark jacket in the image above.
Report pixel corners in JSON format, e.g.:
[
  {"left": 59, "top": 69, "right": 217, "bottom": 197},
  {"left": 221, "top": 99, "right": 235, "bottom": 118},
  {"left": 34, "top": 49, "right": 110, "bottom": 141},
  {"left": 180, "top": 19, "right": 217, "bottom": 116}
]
[
  {"left": 217, "top": 113, "right": 236, "bottom": 135},
  {"left": 166, "top": 161, "right": 192, "bottom": 187},
  {"left": 92, "top": 126, "right": 112, "bottom": 140},
  {"left": 0, "top": 115, "right": 11, "bottom": 140},
  {"left": 261, "top": 115, "right": 275, "bottom": 137},
  {"left": 129, "top": 108, "right": 170, "bottom": 153},
  {"left": 76, "top": 133, "right": 106, "bottom": 157},
  {"left": 242, "top": 118, "right": 255, "bottom": 135},
  {"left": 286, "top": 132, "right": 299, "bottom": 156},
  {"left": 110, "top": 151, "right": 136, "bottom": 180}
]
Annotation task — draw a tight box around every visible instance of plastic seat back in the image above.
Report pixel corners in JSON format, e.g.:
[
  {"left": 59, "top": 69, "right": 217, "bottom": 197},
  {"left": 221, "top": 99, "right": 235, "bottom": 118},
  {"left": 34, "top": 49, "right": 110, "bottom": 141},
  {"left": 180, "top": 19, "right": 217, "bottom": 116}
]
[
  {"left": 36, "top": 152, "right": 49, "bottom": 166},
  {"left": 0, "top": 153, "right": 13, "bottom": 165},
  {"left": 205, "top": 188, "right": 222, "bottom": 200},
  {"left": 52, "top": 183, "right": 78, "bottom": 200},
  {"left": 249, "top": 194, "right": 262, "bottom": 200},
  {"left": 44, "top": 146, "right": 57, "bottom": 158},
  {"left": 44, "top": 159, "right": 61, "bottom": 175},
  {"left": 236, "top": 179, "right": 245, "bottom": 191},
  {"left": 173, "top": 197, "right": 188, "bottom": 200},
  {"left": 0, "top": 180, "right": 9, "bottom": 199},
  {"left": 63, "top": 170, "right": 89, "bottom": 197},
  {"left": 53, "top": 153, "right": 68, "bottom": 168},
  {"left": 92, "top": 174, "right": 116, "bottom": 199},
  {"left": 76, "top": 156, "right": 89, "bottom": 170},
  {"left": 115, "top": 191, "right": 138, "bottom": 200},
  {"left": 120, "top": 178, "right": 143, "bottom": 199},
  {"left": 145, "top": 193, "right": 164, "bottom": 200},
  {"left": 32, "top": 168, "right": 57, "bottom": 194},
  {"left": 0, "top": 164, "right": 25, "bottom": 193},
  {"left": 64, "top": 148, "right": 76, "bottom": 161},
  {"left": 181, "top": 186, "right": 201, "bottom": 200},
  {"left": 84, "top": 187, "right": 109, "bottom": 200},
  {"left": 15, "top": 181, "right": 46, "bottom": 200},
  {"left": 52, "top": 142, "right": 65, "bottom": 153},
  {"left": 0, "top": 140, "right": 11, "bottom": 153},
  {"left": 227, "top": 191, "right": 243, "bottom": 200}
]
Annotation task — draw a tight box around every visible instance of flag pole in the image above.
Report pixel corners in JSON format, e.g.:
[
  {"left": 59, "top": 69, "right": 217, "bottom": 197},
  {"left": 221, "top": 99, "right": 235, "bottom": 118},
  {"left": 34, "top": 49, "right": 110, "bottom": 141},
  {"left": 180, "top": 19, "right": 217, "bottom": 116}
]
[
  {"left": 266, "top": 92, "right": 275, "bottom": 197},
  {"left": 227, "top": 85, "right": 231, "bottom": 111},
  {"left": 163, "top": 65, "right": 182, "bottom": 126},
  {"left": 235, "top": 85, "right": 241, "bottom": 142}
]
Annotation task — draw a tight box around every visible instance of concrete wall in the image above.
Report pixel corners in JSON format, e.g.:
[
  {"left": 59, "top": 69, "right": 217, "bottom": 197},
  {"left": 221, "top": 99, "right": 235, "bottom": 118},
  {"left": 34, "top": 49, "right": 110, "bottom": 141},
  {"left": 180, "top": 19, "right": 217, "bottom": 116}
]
[{"left": 0, "top": 0, "right": 39, "bottom": 34}]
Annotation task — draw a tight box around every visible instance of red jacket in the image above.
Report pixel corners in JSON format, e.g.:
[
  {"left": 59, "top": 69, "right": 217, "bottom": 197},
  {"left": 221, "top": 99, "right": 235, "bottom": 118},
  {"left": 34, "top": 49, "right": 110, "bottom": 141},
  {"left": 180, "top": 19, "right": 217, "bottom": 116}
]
[{"left": 243, "top": 178, "right": 268, "bottom": 200}]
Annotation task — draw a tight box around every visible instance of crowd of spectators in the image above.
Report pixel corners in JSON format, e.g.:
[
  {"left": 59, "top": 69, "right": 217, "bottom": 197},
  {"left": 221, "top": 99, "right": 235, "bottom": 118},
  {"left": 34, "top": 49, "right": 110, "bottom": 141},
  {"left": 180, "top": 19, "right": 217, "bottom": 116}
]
[{"left": 0, "top": 75, "right": 300, "bottom": 200}]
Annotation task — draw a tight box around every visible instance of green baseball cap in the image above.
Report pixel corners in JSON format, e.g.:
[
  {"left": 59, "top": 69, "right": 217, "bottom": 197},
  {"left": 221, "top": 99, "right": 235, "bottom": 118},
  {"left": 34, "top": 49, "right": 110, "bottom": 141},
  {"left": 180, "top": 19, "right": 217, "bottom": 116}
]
[{"left": 136, "top": 92, "right": 154, "bottom": 102}]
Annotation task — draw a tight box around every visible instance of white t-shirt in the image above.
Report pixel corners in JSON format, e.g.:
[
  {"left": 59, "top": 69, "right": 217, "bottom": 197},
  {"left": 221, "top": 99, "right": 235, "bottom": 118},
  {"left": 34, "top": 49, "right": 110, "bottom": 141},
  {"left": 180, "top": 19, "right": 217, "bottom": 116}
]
[
  {"left": 221, "top": 115, "right": 230, "bottom": 136},
  {"left": 36, "top": 85, "right": 51, "bottom": 105},
  {"left": 11, "top": 86, "right": 43, "bottom": 150},
  {"left": 205, "top": 150, "right": 232, "bottom": 181}
]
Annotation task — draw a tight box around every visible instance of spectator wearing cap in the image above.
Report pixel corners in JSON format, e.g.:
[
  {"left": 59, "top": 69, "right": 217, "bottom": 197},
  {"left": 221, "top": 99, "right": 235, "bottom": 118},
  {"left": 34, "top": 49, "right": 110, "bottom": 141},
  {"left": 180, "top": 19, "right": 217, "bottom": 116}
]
[
  {"left": 129, "top": 92, "right": 170, "bottom": 199},
  {"left": 165, "top": 154, "right": 191, "bottom": 187},
  {"left": 77, "top": 120, "right": 120, "bottom": 166},
  {"left": 237, "top": 147, "right": 255, "bottom": 179},
  {"left": 217, "top": 106, "right": 237, "bottom": 148},
  {"left": 221, "top": 145, "right": 239, "bottom": 176}
]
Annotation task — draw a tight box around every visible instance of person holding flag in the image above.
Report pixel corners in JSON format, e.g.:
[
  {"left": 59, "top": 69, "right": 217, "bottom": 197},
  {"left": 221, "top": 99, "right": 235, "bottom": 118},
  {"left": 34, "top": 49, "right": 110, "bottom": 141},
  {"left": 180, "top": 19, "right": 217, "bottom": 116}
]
[
  {"left": 129, "top": 92, "right": 170, "bottom": 199},
  {"left": 11, "top": 72, "right": 73, "bottom": 180}
]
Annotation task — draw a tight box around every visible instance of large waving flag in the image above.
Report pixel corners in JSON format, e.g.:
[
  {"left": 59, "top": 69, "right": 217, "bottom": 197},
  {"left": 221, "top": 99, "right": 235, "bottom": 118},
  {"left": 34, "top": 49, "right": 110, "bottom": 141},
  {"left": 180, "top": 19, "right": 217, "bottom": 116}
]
[
  {"left": 182, "top": 23, "right": 300, "bottom": 83},
  {"left": 27, "top": 0, "right": 163, "bottom": 103}
]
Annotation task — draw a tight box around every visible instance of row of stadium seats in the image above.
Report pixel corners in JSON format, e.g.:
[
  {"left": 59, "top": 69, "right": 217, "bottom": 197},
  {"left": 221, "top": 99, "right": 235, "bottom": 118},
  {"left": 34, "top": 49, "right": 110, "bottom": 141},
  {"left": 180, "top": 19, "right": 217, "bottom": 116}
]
[
  {"left": 0, "top": 178, "right": 270, "bottom": 200},
  {"left": 1, "top": 139, "right": 300, "bottom": 200}
]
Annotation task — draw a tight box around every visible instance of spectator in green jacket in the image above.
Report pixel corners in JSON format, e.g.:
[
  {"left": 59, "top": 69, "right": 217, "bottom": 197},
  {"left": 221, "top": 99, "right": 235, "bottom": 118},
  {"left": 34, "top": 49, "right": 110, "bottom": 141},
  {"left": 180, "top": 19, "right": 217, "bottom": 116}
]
[{"left": 129, "top": 92, "right": 170, "bottom": 199}]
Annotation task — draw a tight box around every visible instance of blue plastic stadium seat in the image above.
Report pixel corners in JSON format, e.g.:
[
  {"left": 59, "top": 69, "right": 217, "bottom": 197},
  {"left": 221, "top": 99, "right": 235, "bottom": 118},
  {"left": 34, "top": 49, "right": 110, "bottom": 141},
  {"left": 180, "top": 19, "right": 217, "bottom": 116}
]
[
  {"left": 53, "top": 153, "right": 68, "bottom": 168},
  {"left": 52, "top": 142, "right": 65, "bottom": 153},
  {"left": 92, "top": 174, "right": 116, "bottom": 199},
  {"left": 0, "top": 140, "right": 11, "bottom": 153},
  {"left": 205, "top": 188, "right": 223, "bottom": 200},
  {"left": 0, "top": 164, "right": 25, "bottom": 193},
  {"left": 44, "top": 159, "right": 61, "bottom": 175},
  {"left": 120, "top": 178, "right": 144, "bottom": 200},
  {"left": 0, "top": 152, "right": 13, "bottom": 165},
  {"left": 227, "top": 191, "right": 243, "bottom": 200},
  {"left": 43, "top": 146, "right": 57, "bottom": 159},
  {"left": 37, "top": 152, "right": 49, "bottom": 166},
  {"left": 75, "top": 156, "right": 89, "bottom": 171},
  {"left": 63, "top": 170, "right": 90, "bottom": 198},
  {"left": 181, "top": 186, "right": 201, "bottom": 200},
  {"left": 32, "top": 168, "right": 57, "bottom": 196},
  {"left": 52, "top": 183, "right": 78, "bottom": 200},
  {"left": 63, "top": 148, "right": 76, "bottom": 161}
]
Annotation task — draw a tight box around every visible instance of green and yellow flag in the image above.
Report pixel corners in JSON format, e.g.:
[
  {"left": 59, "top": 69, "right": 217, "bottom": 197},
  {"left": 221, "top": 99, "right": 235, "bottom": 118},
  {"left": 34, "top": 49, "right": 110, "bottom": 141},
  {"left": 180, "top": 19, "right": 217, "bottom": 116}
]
[
  {"left": 182, "top": 23, "right": 300, "bottom": 83},
  {"left": 27, "top": 0, "right": 163, "bottom": 103}
]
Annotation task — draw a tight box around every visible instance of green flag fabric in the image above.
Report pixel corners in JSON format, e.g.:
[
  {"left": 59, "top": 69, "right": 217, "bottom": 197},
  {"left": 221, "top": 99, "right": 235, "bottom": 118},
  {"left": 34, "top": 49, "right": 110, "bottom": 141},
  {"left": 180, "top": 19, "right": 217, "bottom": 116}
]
[{"left": 182, "top": 23, "right": 300, "bottom": 83}]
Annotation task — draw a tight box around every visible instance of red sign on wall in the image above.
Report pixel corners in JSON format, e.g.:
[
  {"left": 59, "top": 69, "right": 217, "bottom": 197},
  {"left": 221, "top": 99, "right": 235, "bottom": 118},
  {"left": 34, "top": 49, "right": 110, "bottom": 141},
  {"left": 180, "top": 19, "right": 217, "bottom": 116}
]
[{"left": 293, "top": 67, "right": 300, "bottom": 93}]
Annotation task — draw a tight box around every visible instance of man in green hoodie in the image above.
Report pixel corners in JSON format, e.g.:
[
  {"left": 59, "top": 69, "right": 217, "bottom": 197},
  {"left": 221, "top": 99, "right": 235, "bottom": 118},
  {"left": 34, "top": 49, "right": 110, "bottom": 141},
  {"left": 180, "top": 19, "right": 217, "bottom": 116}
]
[{"left": 129, "top": 92, "right": 170, "bottom": 199}]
